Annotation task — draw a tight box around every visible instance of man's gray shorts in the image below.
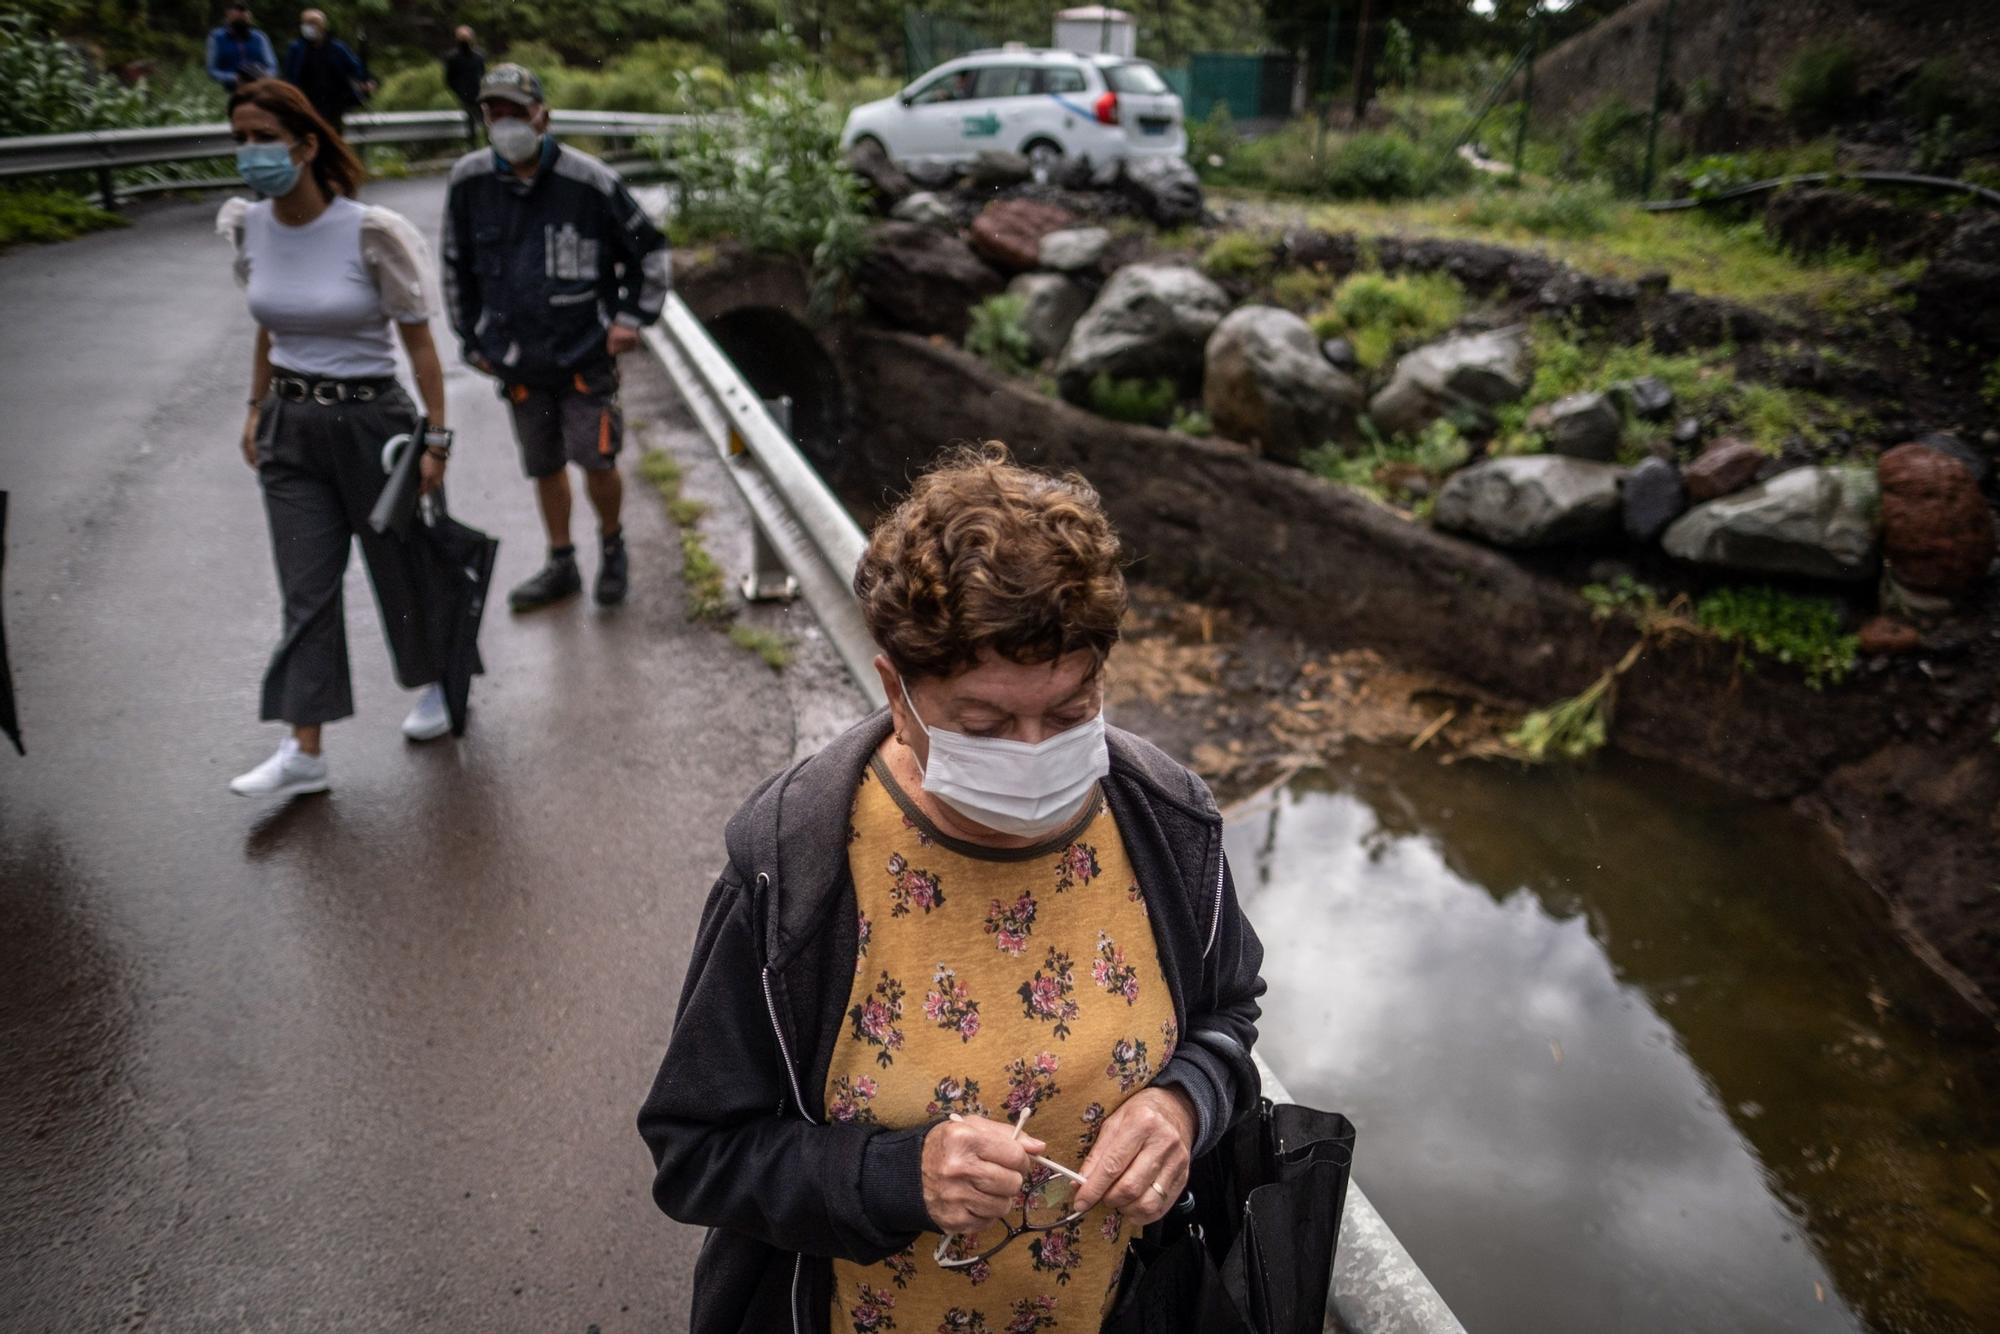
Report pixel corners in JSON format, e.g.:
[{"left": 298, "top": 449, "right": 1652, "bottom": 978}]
[{"left": 504, "top": 362, "right": 623, "bottom": 479}]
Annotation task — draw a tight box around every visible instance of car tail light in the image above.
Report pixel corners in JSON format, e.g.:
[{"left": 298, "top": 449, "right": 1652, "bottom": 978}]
[{"left": 1094, "top": 91, "right": 1119, "bottom": 125}]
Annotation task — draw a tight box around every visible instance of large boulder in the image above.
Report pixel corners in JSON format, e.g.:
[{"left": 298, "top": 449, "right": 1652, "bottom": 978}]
[
  {"left": 962, "top": 150, "right": 1032, "bottom": 190},
  {"left": 1007, "top": 272, "right": 1090, "bottom": 363},
  {"left": 1621, "top": 457, "right": 1687, "bottom": 543},
  {"left": 1914, "top": 213, "right": 2000, "bottom": 352},
  {"left": 1662, "top": 466, "right": 1880, "bottom": 581},
  {"left": 1546, "top": 391, "right": 1622, "bottom": 461},
  {"left": 1434, "top": 456, "right": 1625, "bottom": 549},
  {"left": 1683, "top": 438, "right": 1767, "bottom": 501},
  {"left": 845, "top": 137, "right": 913, "bottom": 206},
  {"left": 1202, "top": 306, "right": 1366, "bottom": 465},
  {"left": 1117, "top": 154, "right": 1204, "bottom": 226},
  {"left": 1368, "top": 326, "right": 1530, "bottom": 439},
  {"left": 1055, "top": 264, "right": 1230, "bottom": 401},
  {"left": 855, "top": 221, "right": 1003, "bottom": 340},
  {"left": 969, "top": 199, "right": 1078, "bottom": 273},
  {"left": 1877, "top": 441, "right": 1996, "bottom": 594},
  {"left": 1038, "top": 226, "right": 1111, "bottom": 273},
  {"left": 890, "top": 191, "right": 956, "bottom": 228}
]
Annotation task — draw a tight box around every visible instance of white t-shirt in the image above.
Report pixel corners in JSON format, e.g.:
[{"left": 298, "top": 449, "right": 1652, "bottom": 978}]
[{"left": 217, "top": 195, "right": 436, "bottom": 379}]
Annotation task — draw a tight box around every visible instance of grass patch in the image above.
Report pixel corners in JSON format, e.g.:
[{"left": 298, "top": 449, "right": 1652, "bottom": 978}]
[
  {"left": 965, "top": 293, "right": 1034, "bottom": 375},
  {"left": 1169, "top": 407, "right": 1212, "bottom": 436},
  {"left": 1242, "top": 190, "right": 1910, "bottom": 321},
  {"left": 1981, "top": 356, "right": 2000, "bottom": 410},
  {"left": 1087, "top": 373, "right": 1178, "bottom": 427},
  {"left": 1308, "top": 269, "right": 1466, "bottom": 371},
  {"left": 1694, "top": 585, "right": 1858, "bottom": 689},
  {"left": 639, "top": 449, "right": 731, "bottom": 624},
  {"left": 728, "top": 623, "right": 794, "bottom": 670},
  {"left": 1303, "top": 419, "right": 1469, "bottom": 504},
  {"left": 1490, "top": 319, "right": 1857, "bottom": 458},
  {"left": 1270, "top": 267, "right": 1340, "bottom": 310},
  {"left": 1462, "top": 181, "right": 1614, "bottom": 238},
  {"left": 0, "top": 188, "right": 127, "bottom": 247},
  {"left": 1200, "top": 231, "right": 1276, "bottom": 280}
]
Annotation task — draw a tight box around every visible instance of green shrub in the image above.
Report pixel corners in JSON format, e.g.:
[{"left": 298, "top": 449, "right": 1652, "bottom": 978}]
[
  {"left": 1169, "top": 407, "right": 1212, "bottom": 436},
  {"left": 1270, "top": 266, "right": 1338, "bottom": 310},
  {"left": 1199, "top": 230, "right": 1274, "bottom": 280},
  {"left": 1323, "top": 132, "right": 1471, "bottom": 200},
  {"left": 0, "top": 187, "right": 126, "bottom": 246},
  {"left": 1086, "top": 373, "right": 1178, "bottom": 426},
  {"left": 1561, "top": 96, "right": 1653, "bottom": 195},
  {"left": 661, "top": 67, "right": 869, "bottom": 317},
  {"left": 1781, "top": 40, "right": 1862, "bottom": 132},
  {"left": 1185, "top": 103, "right": 1237, "bottom": 170},
  {"left": 371, "top": 62, "right": 457, "bottom": 112},
  {"left": 1982, "top": 356, "right": 2000, "bottom": 409},
  {"left": 1464, "top": 181, "right": 1614, "bottom": 237},
  {"left": 1309, "top": 269, "right": 1466, "bottom": 371},
  {"left": 1694, "top": 585, "right": 1858, "bottom": 689},
  {"left": 965, "top": 294, "right": 1034, "bottom": 375}
]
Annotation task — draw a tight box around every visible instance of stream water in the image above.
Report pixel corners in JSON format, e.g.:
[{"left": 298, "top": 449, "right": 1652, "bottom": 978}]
[{"left": 1226, "top": 748, "right": 2000, "bottom": 1334}]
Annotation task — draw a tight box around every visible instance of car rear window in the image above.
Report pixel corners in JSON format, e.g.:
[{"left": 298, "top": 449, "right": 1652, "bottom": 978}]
[
  {"left": 1040, "top": 67, "right": 1088, "bottom": 95},
  {"left": 1103, "top": 63, "right": 1169, "bottom": 95},
  {"left": 972, "top": 65, "right": 1039, "bottom": 98}
]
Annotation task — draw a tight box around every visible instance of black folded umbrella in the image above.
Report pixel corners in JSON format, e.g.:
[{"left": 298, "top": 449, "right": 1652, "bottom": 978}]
[
  {"left": 1107, "top": 1098, "right": 1355, "bottom": 1334},
  {"left": 0, "top": 491, "right": 20, "bottom": 755},
  {"left": 409, "top": 488, "right": 497, "bottom": 736},
  {"left": 367, "top": 417, "right": 427, "bottom": 540}
]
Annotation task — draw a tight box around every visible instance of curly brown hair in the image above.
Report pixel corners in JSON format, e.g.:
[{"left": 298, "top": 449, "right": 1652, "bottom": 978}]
[
  {"left": 227, "top": 79, "right": 364, "bottom": 199},
  {"left": 854, "top": 442, "right": 1127, "bottom": 681}
]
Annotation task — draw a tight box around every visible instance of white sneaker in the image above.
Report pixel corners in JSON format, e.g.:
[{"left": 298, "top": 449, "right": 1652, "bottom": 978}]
[
  {"left": 401, "top": 684, "right": 451, "bottom": 742},
  {"left": 228, "top": 736, "right": 330, "bottom": 798}
]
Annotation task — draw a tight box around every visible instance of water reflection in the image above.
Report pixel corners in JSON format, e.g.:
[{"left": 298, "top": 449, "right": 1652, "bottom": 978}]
[{"left": 1228, "top": 749, "right": 2000, "bottom": 1334}]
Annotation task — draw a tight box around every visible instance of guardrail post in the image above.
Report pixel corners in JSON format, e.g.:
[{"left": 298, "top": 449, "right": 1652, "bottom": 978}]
[
  {"left": 96, "top": 167, "right": 117, "bottom": 211},
  {"left": 741, "top": 396, "right": 801, "bottom": 603}
]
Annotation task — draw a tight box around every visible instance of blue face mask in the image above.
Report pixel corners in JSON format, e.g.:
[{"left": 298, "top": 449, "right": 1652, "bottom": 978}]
[{"left": 236, "top": 142, "right": 300, "bottom": 196}]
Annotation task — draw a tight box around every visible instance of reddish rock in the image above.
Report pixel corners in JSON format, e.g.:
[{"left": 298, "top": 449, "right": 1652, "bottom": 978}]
[
  {"left": 1878, "top": 442, "right": 1997, "bottom": 593},
  {"left": 1857, "top": 616, "right": 1922, "bottom": 656},
  {"left": 1683, "top": 439, "right": 1766, "bottom": 502},
  {"left": 968, "top": 200, "right": 1078, "bottom": 272}
]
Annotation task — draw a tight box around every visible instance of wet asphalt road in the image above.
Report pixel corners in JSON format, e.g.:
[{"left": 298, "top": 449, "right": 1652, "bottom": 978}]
[{"left": 0, "top": 177, "right": 859, "bottom": 1331}]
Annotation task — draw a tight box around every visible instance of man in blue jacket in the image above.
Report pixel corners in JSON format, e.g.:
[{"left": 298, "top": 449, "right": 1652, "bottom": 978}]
[
  {"left": 282, "top": 8, "right": 373, "bottom": 133},
  {"left": 443, "top": 64, "right": 672, "bottom": 611},
  {"left": 205, "top": 3, "right": 276, "bottom": 92}
]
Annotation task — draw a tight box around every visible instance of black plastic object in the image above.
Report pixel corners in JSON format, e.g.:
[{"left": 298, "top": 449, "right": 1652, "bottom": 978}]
[
  {"left": 409, "top": 488, "right": 497, "bottom": 737},
  {"left": 1106, "top": 1098, "right": 1356, "bottom": 1334},
  {"left": 367, "top": 416, "right": 427, "bottom": 540},
  {"left": 0, "top": 491, "right": 19, "bottom": 755}
]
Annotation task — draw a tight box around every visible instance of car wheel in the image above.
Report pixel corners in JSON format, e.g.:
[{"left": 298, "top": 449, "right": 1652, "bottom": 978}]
[
  {"left": 852, "top": 134, "right": 888, "bottom": 159},
  {"left": 1024, "top": 139, "right": 1063, "bottom": 184}
]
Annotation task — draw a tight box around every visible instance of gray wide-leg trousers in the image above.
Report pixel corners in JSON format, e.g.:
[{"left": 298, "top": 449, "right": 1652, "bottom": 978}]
[{"left": 255, "top": 386, "right": 438, "bottom": 726}]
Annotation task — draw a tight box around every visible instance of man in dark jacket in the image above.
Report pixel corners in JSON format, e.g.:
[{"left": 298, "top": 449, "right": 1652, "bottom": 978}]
[
  {"left": 206, "top": 3, "right": 277, "bottom": 92},
  {"left": 281, "top": 7, "right": 373, "bottom": 133},
  {"left": 441, "top": 25, "right": 485, "bottom": 147},
  {"left": 635, "top": 709, "right": 1266, "bottom": 1334},
  {"left": 442, "top": 63, "right": 671, "bottom": 611}
]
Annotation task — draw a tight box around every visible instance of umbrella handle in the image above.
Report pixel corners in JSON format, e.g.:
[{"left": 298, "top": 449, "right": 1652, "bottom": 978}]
[{"left": 381, "top": 431, "right": 414, "bottom": 475}]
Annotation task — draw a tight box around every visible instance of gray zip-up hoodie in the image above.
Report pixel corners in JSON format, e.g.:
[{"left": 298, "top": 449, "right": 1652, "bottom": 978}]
[{"left": 637, "top": 709, "right": 1266, "bottom": 1334}]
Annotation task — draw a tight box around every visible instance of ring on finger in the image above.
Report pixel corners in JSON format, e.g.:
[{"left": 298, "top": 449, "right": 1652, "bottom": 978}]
[{"left": 1150, "top": 1180, "right": 1168, "bottom": 1199}]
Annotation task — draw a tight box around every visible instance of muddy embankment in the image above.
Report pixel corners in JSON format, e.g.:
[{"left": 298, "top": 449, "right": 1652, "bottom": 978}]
[{"left": 673, "top": 251, "right": 2000, "bottom": 1020}]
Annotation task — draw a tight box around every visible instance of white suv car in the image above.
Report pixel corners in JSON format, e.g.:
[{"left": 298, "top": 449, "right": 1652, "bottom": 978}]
[{"left": 841, "top": 47, "right": 1186, "bottom": 179}]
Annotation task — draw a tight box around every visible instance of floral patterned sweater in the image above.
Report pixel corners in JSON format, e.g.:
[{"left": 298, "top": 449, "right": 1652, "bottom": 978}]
[{"left": 828, "top": 756, "right": 1175, "bottom": 1334}]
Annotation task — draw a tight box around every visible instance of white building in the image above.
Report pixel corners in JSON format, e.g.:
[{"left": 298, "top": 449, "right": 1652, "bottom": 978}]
[{"left": 1053, "top": 5, "right": 1136, "bottom": 59}]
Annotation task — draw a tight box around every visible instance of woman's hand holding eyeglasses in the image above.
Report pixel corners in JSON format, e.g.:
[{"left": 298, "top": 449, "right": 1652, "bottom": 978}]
[
  {"left": 921, "top": 1114, "right": 1046, "bottom": 1234},
  {"left": 1071, "top": 1086, "right": 1197, "bottom": 1227}
]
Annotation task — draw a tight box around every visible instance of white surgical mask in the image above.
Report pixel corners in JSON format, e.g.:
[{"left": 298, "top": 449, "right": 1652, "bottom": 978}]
[
  {"left": 487, "top": 116, "right": 542, "bottom": 166},
  {"left": 300, "top": 22, "right": 321, "bottom": 40},
  {"left": 899, "top": 676, "right": 1109, "bottom": 840}
]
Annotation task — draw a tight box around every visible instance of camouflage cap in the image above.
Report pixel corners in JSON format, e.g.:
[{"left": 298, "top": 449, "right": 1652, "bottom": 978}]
[{"left": 477, "top": 63, "right": 544, "bottom": 108}]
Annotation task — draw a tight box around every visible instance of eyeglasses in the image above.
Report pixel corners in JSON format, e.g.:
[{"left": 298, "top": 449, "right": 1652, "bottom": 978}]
[{"left": 933, "top": 1108, "right": 1090, "bottom": 1270}]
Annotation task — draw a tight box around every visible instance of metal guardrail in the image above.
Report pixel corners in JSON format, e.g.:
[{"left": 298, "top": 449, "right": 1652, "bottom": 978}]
[
  {"left": 0, "top": 109, "right": 698, "bottom": 206},
  {"left": 640, "top": 288, "right": 1461, "bottom": 1332}
]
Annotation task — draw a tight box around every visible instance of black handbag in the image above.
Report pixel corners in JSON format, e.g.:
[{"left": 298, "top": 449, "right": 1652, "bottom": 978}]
[{"left": 1106, "top": 1098, "right": 1356, "bottom": 1334}]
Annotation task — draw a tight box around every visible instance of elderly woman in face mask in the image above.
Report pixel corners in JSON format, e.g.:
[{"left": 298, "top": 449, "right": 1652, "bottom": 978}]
[{"left": 639, "top": 444, "right": 1266, "bottom": 1334}]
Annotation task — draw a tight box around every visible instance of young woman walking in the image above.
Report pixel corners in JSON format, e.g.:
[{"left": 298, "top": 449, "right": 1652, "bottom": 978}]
[{"left": 219, "top": 80, "right": 455, "bottom": 798}]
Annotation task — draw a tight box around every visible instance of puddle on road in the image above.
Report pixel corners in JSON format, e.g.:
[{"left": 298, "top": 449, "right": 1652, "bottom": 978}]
[{"left": 1227, "top": 747, "right": 2000, "bottom": 1334}]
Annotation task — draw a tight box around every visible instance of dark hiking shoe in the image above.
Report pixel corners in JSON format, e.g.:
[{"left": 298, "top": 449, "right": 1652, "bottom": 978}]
[
  {"left": 508, "top": 554, "right": 581, "bottom": 612},
  {"left": 595, "top": 534, "right": 629, "bottom": 606}
]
